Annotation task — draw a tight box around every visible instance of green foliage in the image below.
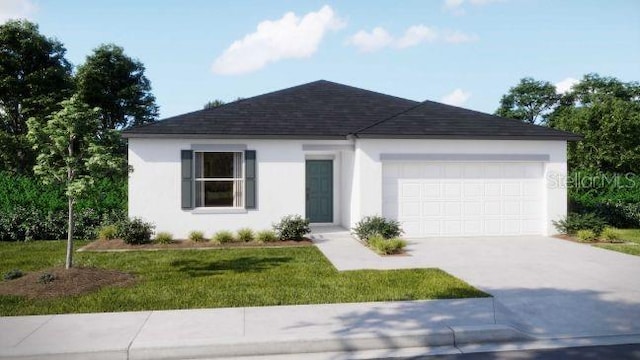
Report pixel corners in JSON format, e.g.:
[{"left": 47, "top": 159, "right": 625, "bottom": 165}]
[
  {"left": 154, "top": 232, "right": 173, "bottom": 244},
  {"left": 552, "top": 213, "right": 607, "bottom": 235},
  {"left": 600, "top": 227, "right": 622, "bottom": 243},
  {"left": 203, "top": 99, "right": 225, "bottom": 109},
  {"left": 273, "top": 215, "right": 310, "bottom": 241},
  {"left": 3, "top": 269, "right": 23, "bottom": 281},
  {"left": 256, "top": 230, "right": 278, "bottom": 243},
  {"left": 352, "top": 216, "right": 403, "bottom": 241},
  {"left": 0, "top": 20, "right": 73, "bottom": 174},
  {"left": 116, "top": 218, "right": 154, "bottom": 245},
  {"left": 567, "top": 170, "right": 640, "bottom": 228},
  {"left": 576, "top": 229, "right": 597, "bottom": 243},
  {"left": 213, "top": 230, "right": 235, "bottom": 243},
  {"left": 548, "top": 74, "right": 640, "bottom": 173},
  {"left": 0, "top": 241, "right": 487, "bottom": 315},
  {"left": 495, "top": 77, "right": 558, "bottom": 124},
  {"left": 236, "top": 228, "right": 254, "bottom": 242},
  {"left": 367, "top": 235, "right": 407, "bottom": 255},
  {"left": 76, "top": 44, "right": 158, "bottom": 130},
  {"left": 188, "top": 231, "right": 206, "bottom": 242},
  {"left": 97, "top": 225, "right": 118, "bottom": 240},
  {"left": 37, "top": 272, "right": 56, "bottom": 284}
]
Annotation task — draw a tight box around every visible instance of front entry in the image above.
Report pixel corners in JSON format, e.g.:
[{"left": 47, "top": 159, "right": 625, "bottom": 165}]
[{"left": 305, "top": 160, "right": 333, "bottom": 223}]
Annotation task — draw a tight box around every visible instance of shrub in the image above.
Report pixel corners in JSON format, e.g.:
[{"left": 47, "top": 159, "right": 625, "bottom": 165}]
[
  {"left": 237, "top": 228, "right": 254, "bottom": 242},
  {"left": 97, "top": 224, "right": 118, "bottom": 240},
  {"left": 576, "top": 229, "right": 597, "bottom": 242},
  {"left": 188, "top": 231, "right": 206, "bottom": 242},
  {"left": 213, "top": 230, "right": 235, "bottom": 243},
  {"left": 552, "top": 213, "right": 607, "bottom": 235},
  {"left": 600, "top": 227, "right": 623, "bottom": 243},
  {"left": 273, "top": 214, "right": 310, "bottom": 241},
  {"left": 116, "top": 217, "right": 155, "bottom": 245},
  {"left": 368, "top": 235, "right": 407, "bottom": 255},
  {"left": 38, "top": 272, "right": 56, "bottom": 284},
  {"left": 352, "top": 216, "right": 403, "bottom": 241},
  {"left": 3, "top": 269, "right": 23, "bottom": 281},
  {"left": 0, "top": 172, "right": 127, "bottom": 241},
  {"left": 154, "top": 231, "right": 173, "bottom": 244},
  {"left": 256, "top": 230, "right": 278, "bottom": 243}
]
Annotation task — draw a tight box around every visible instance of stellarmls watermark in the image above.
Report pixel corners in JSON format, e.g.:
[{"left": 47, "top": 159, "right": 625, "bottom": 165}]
[{"left": 547, "top": 171, "right": 637, "bottom": 189}]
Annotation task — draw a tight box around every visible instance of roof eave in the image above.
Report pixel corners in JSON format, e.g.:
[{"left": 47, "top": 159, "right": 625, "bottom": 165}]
[
  {"left": 121, "top": 133, "right": 349, "bottom": 140},
  {"left": 353, "top": 134, "right": 582, "bottom": 141}
]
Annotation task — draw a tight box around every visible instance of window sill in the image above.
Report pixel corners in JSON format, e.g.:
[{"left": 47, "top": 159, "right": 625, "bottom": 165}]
[{"left": 190, "top": 208, "right": 248, "bottom": 214}]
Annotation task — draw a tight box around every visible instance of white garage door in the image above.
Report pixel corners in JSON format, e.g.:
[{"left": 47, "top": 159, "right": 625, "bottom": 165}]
[{"left": 382, "top": 162, "right": 545, "bottom": 237}]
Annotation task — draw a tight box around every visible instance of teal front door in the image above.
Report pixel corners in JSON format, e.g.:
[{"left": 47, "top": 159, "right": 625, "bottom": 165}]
[{"left": 306, "top": 160, "right": 333, "bottom": 223}]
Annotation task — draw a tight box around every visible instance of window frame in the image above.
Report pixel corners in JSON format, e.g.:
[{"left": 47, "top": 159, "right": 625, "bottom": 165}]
[{"left": 193, "top": 151, "right": 245, "bottom": 209}]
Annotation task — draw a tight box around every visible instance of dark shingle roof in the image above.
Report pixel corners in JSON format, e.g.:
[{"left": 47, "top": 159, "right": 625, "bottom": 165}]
[
  {"left": 123, "top": 80, "right": 418, "bottom": 139},
  {"left": 123, "top": 80, "right": 580, "bottom": 140},
  {"left": 357, "top": 100, "right": 581, "bottom": 140}
]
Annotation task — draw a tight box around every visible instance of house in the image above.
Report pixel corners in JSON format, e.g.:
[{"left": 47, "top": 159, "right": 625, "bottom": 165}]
[{"left": 122, "top": 80, "right": 580, "bottom": 239}]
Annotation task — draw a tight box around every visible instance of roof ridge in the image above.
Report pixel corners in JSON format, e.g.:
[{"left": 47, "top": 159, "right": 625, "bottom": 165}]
[{"left": 351, "top": 100, "right": 426, "bottom": 135}]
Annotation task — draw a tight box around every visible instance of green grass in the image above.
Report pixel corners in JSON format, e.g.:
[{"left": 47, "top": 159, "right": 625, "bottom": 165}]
[
  {"left": 0, "top": 241, "right": 487, "bottom": 316},
  {"left": 595, "top": 229, "right": 640, "bottom": 256}
]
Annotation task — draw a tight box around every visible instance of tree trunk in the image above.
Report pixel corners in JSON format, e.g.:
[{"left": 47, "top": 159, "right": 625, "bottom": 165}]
[
  {"left": 65, "top": 137, "right": 74, "bottom": 269},
  {"left": 66, "top": 195, "right": 74, "bottom": 269}
]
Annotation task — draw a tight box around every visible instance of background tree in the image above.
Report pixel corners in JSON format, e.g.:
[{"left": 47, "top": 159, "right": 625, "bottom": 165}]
[
  {"left": 204, "top": 99, "right": 225, "bottom": 109},
  {"left": 27, "top": 96, "right": 127, "bottom": 268},
  {"left": 0, "top": 20, "right": 73, "bottom": 174},
  {"left": 495, "top": 77, "right": 558, "bottom": 124},
  {"left": 76, "top": 44, "right": 159, "bottom": 130},
  {"left": 548, "top": 74, "right": 640, "bottom": 173}
]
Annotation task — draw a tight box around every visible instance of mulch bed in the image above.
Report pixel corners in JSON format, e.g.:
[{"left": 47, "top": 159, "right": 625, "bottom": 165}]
[
  {"left": 0, "top": 267, "right": 135, "bottom": 299},
  {"left": 553, "top": 234, "right": 626, "bottom": 245},
  {"left": 78, "top": 238, "right": 314, "bottom": 252}
]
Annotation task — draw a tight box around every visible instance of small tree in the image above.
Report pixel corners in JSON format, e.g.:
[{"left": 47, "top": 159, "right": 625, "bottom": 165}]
[
  {"left": 495, "top": 77, "right": 558, "bottom": 125},
  {"left": 27, "top": 95, "right": 126, "bottom": 269}
]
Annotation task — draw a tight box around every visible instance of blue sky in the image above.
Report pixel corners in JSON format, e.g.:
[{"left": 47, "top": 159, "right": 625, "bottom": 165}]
[{"left": 2, "top": 0, "right": 639, "bottom": 118}]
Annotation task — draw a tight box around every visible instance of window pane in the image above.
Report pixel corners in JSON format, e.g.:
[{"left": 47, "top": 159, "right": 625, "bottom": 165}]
[
  {"left": 197, "top": 152, "right": 234, "bottom": 178},
  {"left": 197, "top": 181, "right": 234, "bottom": 207}
]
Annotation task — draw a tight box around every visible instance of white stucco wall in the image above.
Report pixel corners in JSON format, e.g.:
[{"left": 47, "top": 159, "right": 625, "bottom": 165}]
[
  {"left": 128, "top": 138, "right": 354, "bottom": 238},
  {"left": 351, "top": 139, "right": 568, "bottom": 235},
  {"left": 129, "top": 137, "right": 568, "bottom": 238}
]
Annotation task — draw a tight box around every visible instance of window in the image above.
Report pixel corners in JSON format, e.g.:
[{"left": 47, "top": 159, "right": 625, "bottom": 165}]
[{"left": 194, "top": 152, "right": 244, "bottom": 208}]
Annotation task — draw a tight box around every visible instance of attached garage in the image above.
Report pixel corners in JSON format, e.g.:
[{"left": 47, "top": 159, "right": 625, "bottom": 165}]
[{"left": 381, "top": 156, "right": 547, "bottom": 237}]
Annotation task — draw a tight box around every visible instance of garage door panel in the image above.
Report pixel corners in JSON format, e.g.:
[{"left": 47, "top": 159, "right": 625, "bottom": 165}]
[
  {"left": 400, "top": 201, "right": 421, "bottom": 217},
  {"left": 463, "top": 182, "right": 484, "bottom": 197},
  {"left": 422, "top": 182, "right": 441, "bottom": 198},
  {"left": 422, "top": 202, "right": 440, "bottom": 216},
  {"left": 401, "top": 182, "right": 421, "bottom": 197},
  {"left": 383, "top": 161, "right": 545, "bottom": 237},
  {"left": 443, "top": 183, "right": 462, "bottom": 198}
]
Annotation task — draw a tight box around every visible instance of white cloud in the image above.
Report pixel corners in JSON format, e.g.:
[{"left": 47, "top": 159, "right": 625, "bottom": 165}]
[
  {"left": 347, "top": 27, "right": 393, "bottom": 53},
  {"left": 396, "top": 25, "right": 437, "bottom": 48},
  {"left": 441, "top": 89, "right": 471, "bottom": 106},
  {"left": 555, "top": 77, "right": 579, "bottom": 94},
  {"left": 348, "top": 25, "right": 477, "bottom": 52},
  {"left": 211, "top": 5, "right": 344, "bottom": 75},
  {"left": 443, "top": 0, "right": 465, "bottom": 14},
  {"left": 0, "top": 0, "right": 37, "bottom": 23}
]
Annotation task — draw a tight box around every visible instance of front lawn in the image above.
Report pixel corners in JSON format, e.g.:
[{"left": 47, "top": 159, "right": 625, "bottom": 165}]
[
  {"left": 0, "top": 241, "right": 487, "bottom": 316},
  {"left": 595, "top": 229, "right": 640, "bottom": 256}
]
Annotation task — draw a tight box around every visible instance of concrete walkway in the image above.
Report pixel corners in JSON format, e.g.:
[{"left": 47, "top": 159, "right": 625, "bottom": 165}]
[{"left": 310, "top": 226, "right": 640, "bottom": 341}]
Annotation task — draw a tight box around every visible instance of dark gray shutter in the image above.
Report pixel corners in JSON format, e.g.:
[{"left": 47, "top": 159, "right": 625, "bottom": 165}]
[
  {"left": 245, "top": 150, "right": 256, "bottom": 209},
  {"left": 181, "top": 150, "right": 194, "bottom": 209}
]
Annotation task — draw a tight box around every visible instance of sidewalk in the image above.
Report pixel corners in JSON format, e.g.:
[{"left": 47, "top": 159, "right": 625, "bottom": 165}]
[{"left": 1, "top": 298, "right": 526, "bottom": 360}]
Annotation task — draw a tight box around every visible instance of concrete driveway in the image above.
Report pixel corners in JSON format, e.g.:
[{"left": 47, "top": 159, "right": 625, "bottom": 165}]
[{"left": 311, "top": 229, "right": 640, "bottom": 339}]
